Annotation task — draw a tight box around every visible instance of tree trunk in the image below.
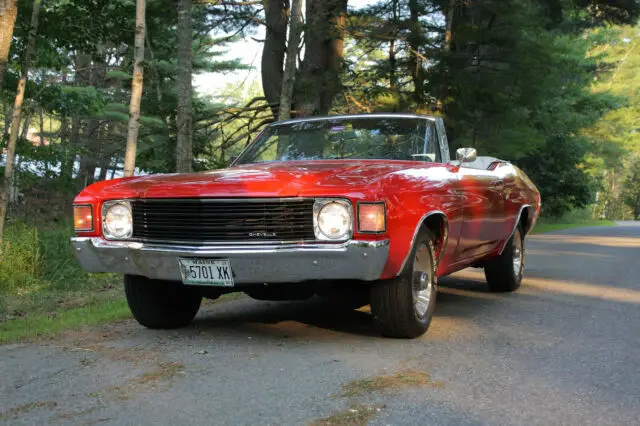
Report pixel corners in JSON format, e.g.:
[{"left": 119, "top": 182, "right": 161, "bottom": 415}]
[
  {"left": 444, "top": 0, "right": 456, "bottom": 53},
  {"left": 277, "top": 0, "right": 302, "bottom": 121},
  {"left": 59, "top": 113, "right": 72, "bottom": 179},
  {"left": 295, "top": 0, "right": 348, "bottom": 117},
  {"left": 389, "top": 0, "right": 398, "bottom": 93},
  {"left": 123, "top": 0, "right": 146, "bottom": 177},
  {"left": 98, "top": 158, "right": 109, "bottom": 181},
  {"left": 2, "top": 101, "right": 11, "bottom": 137},
  {"left": 0, "top": 0, "right": 18, "bottom": 89},
  {"left": 436, "top": 0, "right": 456, "bottom": 113},
  {"left": 77, "top": 119, "right": 101, "bottom": 188},
  {"left": 176, "top": 0, "right": 193, "bottom": 173},
  {"left": 20, "top": 110, "right": 31, "bottom": 139},
  {"left": 0, "top": 0, "right": 40, "bottom": 246},
  {"left": 261, "top": 0, "right": 289, "bottom": 117},
  {"left": 38, "top": 107, "right": 44, "bottom": 146},
  {"left": 39, "top": 106, "right": 48, "bottom": 175},
  {"left": 408, "top": 0, "right": 425, "bottom": 105}
]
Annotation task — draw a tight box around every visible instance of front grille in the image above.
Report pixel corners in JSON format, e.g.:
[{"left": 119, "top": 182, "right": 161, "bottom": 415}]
[{"left": 131, "top": 198, "right": 316, "bottom": 244}]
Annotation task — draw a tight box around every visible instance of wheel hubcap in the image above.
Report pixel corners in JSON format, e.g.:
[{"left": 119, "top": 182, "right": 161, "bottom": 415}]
[
  {"left": 413, "top": 244, "right": 432, "bottom": 318},
  {"left": 513, "top": 229, "right": 523, "bottom": 276}
]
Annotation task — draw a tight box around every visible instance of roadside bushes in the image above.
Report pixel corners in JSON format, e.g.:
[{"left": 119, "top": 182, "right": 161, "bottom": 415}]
[{"left": 0, "top": 221, "right": 118, "bottom": 320}]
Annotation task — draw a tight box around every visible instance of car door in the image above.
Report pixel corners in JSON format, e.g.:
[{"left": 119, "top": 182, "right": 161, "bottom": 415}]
[{"left": 455, "top": 164, "right": 504, "bottom": 260}]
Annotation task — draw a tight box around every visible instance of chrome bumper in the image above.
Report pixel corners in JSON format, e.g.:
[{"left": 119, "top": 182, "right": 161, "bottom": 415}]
[{"left": 70, "top": 238, "right": 390, "bottom": 284}]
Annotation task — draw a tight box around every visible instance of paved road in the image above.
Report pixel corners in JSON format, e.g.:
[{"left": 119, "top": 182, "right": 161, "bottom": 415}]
[{"left": 2, "top": 225, "right": 640, "bottom": 425}]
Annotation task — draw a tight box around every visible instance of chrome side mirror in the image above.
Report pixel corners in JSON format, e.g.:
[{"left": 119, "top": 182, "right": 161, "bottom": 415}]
[{"left": 456, "top": 147, "right": 477, "bottom": 163}]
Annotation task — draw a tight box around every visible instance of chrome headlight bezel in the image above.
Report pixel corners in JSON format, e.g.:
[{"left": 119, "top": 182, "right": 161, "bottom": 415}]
[
  {"left": 313, "top": 199, "right": 353, "bottom": 242},
  {"left": 101, "top": 200, "right": 133, "bottom": 240}
]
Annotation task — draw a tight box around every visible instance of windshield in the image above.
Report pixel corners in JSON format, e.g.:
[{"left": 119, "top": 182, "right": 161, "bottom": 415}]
[{"left": 235, "top": 117, "right": 440, "bottom": 165}]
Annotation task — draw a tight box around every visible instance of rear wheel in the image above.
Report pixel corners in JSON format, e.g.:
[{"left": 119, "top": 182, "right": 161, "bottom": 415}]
[
  {"left": 370, "top": 229, "right": 437, "bottom": 339},
  {"left": 124, "top": 275, "right": 202, "bottom": 329},
  {"left": 484, "top": 226, "right": 525, "bottom": 292}
]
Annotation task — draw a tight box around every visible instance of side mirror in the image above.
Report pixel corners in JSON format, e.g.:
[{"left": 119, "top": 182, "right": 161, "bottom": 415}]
[
  {"left": 456, "top": 147, "right": 477, "bottom": 163},
  {"left": 228, "top": 155, "right": 238, "bottom": 167}
]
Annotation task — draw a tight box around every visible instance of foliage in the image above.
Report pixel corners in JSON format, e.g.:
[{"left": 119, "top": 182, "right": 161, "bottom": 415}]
[
  {"left": 581, "top": 25, "right": 640, "bottom": 219},
  {"left": 0, "top": 221, "right": 120, "bottom": 321},
  {"left": 0, "top": 0, "right": 639, "bottom": 238},
  {"left": 621, "top": 157, "right": 640, "bottom": 220}
]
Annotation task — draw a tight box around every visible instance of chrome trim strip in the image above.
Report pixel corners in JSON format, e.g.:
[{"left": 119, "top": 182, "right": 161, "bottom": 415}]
[
  {"left": 434, "top": 117, "right": 451, "bottom": 163},
  {"left": 498, "top": 204, "right": 531, "bottom": 255},
  {"left": 397, "top": 211, "right": 449, "bottom": 277},
  {"left": 86, "top": 238, "right": 389, "bottom": 252},
  {"left": 271, "top": 113, "right": 437, "bottom": 127},
  {"left": 126, "top": 197, "right": 318, "bottom": 246},
  {"left": 132, "top": 197, "right": 314, "bottom": 203},
  {"left": 124, "top": 238, "right": 321, "bottom": 246}
]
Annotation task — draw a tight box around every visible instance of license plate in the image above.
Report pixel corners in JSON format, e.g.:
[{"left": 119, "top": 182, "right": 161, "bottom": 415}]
[{"left": 177, "top": 258, "right": 234, "bottom": 287}]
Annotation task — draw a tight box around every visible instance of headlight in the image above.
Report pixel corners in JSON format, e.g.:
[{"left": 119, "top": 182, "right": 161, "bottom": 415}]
[
  {"left": 102, "top": 201, "right": 133, "bottom": 240},
  {"left": 313, "top": 199, "right": 353, "bottom": 241}
]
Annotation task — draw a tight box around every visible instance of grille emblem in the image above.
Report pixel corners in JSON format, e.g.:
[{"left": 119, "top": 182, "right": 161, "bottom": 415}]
[{"left": 249, "top": 232, "right": 277, "bottom": 237}]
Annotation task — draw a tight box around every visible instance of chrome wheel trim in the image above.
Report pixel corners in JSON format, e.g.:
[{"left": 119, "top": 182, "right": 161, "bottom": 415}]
[
  {"left": 413, "top": 243, "right": 433, "bottom": 318},
  {"left": 513, "top": 229, "right": 523, "bottom": 276}
]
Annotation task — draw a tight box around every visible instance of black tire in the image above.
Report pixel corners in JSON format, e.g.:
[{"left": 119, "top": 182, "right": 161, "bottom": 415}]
[
  {"left": 484, "top": 225, "right": 525, "bottom": 292},
  {"left": 124, "top": 275, "right": 202, "bottom": 329},
  {"left": 370, "top": 228, "right": 437, "bottom": 339}
]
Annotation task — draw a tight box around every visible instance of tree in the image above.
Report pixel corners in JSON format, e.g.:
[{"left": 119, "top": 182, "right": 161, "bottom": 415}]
[
  {"left": 622, "top": 158, "right": 640, "bottom": 220},
  {"left": 582, "top": 25, "right": 640, "bottom": 219},
  {"left": 294, "top": 0, "right": 348, "bottom": 116},
  {"left": 0, "top": 0, "right": 18, "bottom": 88},
  {"left": 261, "top": 0, "right": 288, "bottom": 115},
  {"left": 176, "top": 0, "right": 193, "bottom": 172},
  {"left": 0, "top": 0, "right": 40, "bottom": 245},
  {"left": 278, "top": 0, "right": 301, "bottom": 120},
  {"left": 124, "top": 0, "right": 146, "bottom": 177}
]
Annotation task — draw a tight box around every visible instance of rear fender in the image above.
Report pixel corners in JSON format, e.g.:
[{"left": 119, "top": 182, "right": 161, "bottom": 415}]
[{"left": 498, "top": 204, "right": 531, "bottom": 255}]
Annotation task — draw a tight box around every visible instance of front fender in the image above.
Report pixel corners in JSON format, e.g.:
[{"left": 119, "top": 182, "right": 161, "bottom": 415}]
[{"left": 379, "top": 207, "right": 452, "bottom": 280}]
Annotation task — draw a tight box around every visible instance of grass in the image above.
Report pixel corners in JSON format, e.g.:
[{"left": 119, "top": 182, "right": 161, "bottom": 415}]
[
  {"left": 310, "top": 403, "right": 384, "bottom": 426},
  {"left": 0, "top": 401, "right": 58, "bottom": 421},
  {"left": 93, "top": 361, "right": 186, "bottom": 400},
  {"left": 531, "top": 209, "right": 616, "bottom": 234},
  {"left": 341, "top": 369, "right": 444, "bottom": 398},
  {"left": 0, "top": 298, "right": 131, "bottom": 344},
  {"left": 0, "top": 220, "right": 127, "bottom": 344},
  {"left": 531, "top": 220, "right": 616, "bottom": 234}
]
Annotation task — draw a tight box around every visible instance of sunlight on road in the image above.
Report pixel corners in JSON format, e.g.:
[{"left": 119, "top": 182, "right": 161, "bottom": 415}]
[
  {"left": 530, "top": 235, "right": 640, "bottom": 248},
  {"left": 452, "top": 270, "right": 640, "bottom": 305},
  {"left": 527, "top": 249, "right": 613, "bottom": 259}
]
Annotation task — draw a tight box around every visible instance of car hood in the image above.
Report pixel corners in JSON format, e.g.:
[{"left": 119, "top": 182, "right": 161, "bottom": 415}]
[{"left": 88, "top": 160, "right": 441, "bottom": 199}]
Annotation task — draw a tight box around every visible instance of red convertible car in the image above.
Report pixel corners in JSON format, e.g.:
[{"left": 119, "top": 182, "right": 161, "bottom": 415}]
[{"left": 72, "top": 114, "right": 540, "bottom": 338}]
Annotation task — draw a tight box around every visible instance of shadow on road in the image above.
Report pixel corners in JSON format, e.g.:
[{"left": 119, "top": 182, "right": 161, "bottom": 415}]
[{"left": 188, "top": 276, "right": 503, "bottom": 339}]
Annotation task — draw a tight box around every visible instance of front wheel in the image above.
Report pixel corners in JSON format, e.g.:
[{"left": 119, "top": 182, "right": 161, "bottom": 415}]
[
  {"left": 370, "top": 229, "right": 437, "bottom": 339},
  {"left": 124, "top": 275, "right": 202, "bottom": 329},
  {"left": 484, "top": 225, "right": 525, "bottom": 292}
]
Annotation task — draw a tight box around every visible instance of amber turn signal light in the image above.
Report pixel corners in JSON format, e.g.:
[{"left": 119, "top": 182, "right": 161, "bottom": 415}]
[
  {"left": 358, "top": 203, "right": 386, "bottom": 233},
  {"left": 73, "top": 205, "right": 93, "bottom": 232}
]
